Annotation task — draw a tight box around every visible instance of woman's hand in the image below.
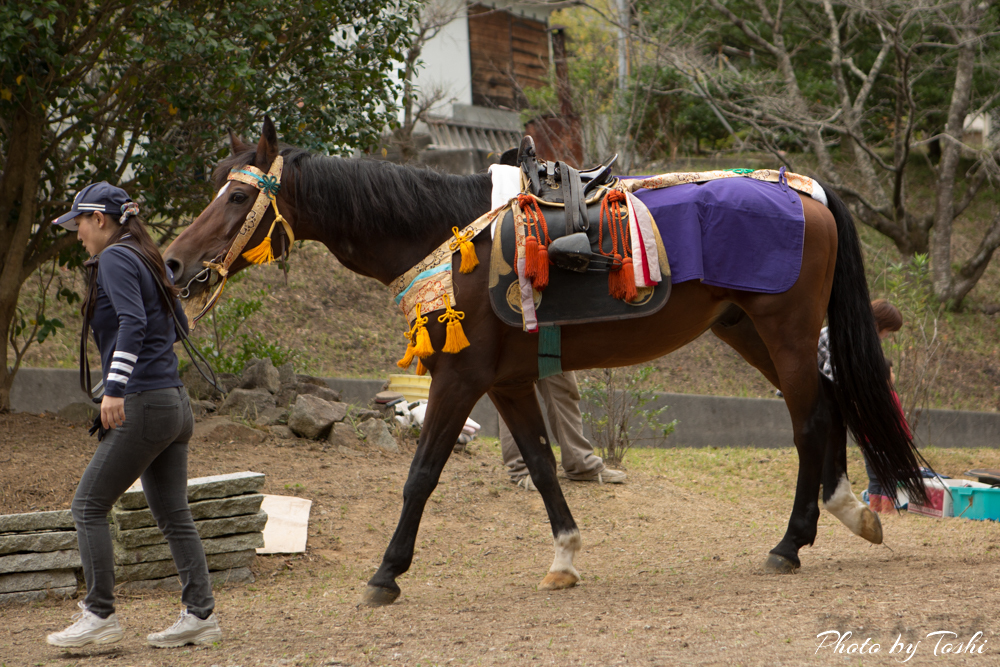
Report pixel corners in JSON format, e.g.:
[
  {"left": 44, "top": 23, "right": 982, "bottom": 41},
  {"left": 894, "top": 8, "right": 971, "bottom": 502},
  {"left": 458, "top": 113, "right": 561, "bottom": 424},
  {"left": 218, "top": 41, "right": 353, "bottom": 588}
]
[{"left": 101, "top": 395, "right": 126, "bottom": 430}]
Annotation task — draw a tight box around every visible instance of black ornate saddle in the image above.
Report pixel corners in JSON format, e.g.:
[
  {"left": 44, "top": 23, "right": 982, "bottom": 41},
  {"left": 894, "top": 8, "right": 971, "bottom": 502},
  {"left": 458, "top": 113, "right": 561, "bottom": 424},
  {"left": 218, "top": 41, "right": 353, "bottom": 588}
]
[{"left": 488, "top": 136, "right": 671, "bottom": 327}]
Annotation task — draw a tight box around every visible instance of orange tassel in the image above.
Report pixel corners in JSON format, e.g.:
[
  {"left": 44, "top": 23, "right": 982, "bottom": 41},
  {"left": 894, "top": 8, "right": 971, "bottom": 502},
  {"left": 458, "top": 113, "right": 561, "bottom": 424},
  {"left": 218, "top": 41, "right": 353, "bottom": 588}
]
[
  {"left": 396, "top": 341, "right": 416, "bottom": 370},
  {"left": 524, "top": 234, "right": 539, "bottom": 280},
  {"left": 534, "top": 244, "right": 549, "bottom": 291},
  {"left": 414, "top": 325, "right": 434, "bottom": 358},
  {"left": 451, "top": 226, "right": 479, "bottom": 273},
  {"left": 618, "top": 257, "right": 637, "bottom": 301},
  {"left": 415, "top": 359, "right": 428, "bottom": 375},
  {"left": 443, "top": 320, "right": 471, "bottom": 353},
  {"left": 608, "top": 254, "right": 632, "bottom": 300}
]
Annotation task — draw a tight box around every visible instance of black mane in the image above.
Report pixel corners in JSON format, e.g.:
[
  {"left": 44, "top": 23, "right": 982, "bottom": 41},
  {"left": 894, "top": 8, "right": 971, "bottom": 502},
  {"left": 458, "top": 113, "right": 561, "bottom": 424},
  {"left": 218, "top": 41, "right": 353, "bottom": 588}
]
[{"left": 214, "top": 147, "right": 493, "bottom": 241}]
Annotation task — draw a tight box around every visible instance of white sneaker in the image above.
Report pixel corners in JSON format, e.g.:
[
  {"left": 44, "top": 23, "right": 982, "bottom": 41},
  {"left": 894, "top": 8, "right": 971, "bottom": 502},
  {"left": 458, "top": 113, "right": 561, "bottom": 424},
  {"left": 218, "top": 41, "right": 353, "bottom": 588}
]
[
  {"left": 147, "top": 610, "right": 222, "bottom": 648},
  {"left": 47, "top": 601, "right": 124, "bottom": 648}
]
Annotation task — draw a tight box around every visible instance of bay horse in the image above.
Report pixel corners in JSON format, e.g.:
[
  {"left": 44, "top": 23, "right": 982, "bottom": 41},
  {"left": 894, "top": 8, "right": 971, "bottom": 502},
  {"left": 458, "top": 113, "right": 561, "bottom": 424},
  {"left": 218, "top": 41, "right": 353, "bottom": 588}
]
[{"left": 164, "top": 118, "right": 925, "bottom": 607}]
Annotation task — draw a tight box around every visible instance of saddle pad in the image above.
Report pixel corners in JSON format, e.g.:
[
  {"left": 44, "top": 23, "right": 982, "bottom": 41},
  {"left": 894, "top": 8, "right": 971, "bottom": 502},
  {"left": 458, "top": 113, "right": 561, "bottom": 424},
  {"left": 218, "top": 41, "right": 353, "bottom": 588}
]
[
  {"left": 632, "top": 178, "right": 805, "bottom": 293},
  {"left": 488, "top": 207, "right": 672, "bottom": 328}
]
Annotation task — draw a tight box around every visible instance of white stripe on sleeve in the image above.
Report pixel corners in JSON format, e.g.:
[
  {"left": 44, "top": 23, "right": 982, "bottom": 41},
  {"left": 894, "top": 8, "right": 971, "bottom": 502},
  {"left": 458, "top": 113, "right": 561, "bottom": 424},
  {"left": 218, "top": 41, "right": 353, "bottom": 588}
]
[
  {"left": 110, "top": 361, "right": 134, "bottom": 373},
  {"left": 107, "top": 373, "right": 130, "bottom": 384},
  {"left": 113, "top": 351, "right": 139, "bottom": 363}
]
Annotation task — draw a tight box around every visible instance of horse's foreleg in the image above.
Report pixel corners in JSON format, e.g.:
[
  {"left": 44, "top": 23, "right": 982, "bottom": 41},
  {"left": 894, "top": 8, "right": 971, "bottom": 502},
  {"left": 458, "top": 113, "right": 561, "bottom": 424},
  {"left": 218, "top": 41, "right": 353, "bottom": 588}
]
[
  {"left": 490, "top": 384, "right": 582, "bottom": 591},
  {"left": 819, "top": 376, "right": 882, "bottom": 545},
  {"left": 361, "top": 379, "right": 483, "bottom": 607}
]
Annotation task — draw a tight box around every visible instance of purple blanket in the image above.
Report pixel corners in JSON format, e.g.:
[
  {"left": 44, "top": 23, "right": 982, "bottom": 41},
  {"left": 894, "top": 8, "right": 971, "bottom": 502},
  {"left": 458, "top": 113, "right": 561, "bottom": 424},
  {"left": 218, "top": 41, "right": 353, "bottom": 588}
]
[{"left": 633, "top": 177, "right": 805, "bottom": 293}]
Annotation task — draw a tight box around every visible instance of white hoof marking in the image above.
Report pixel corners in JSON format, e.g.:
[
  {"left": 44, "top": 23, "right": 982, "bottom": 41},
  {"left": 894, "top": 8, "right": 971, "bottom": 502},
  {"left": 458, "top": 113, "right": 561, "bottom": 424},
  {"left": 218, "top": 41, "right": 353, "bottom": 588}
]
[
  {"left": 549, "top": 530, "right": 582, "bottom": 578},
  {"left": 823, "top": 474, "right": 868, "bottom": 537}
]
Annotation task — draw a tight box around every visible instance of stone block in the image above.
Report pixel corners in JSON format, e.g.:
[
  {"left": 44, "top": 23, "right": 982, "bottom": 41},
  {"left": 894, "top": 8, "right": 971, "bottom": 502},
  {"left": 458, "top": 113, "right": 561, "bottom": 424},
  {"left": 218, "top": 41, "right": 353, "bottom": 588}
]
[
  {"left": 114, "top": 532, "right": 264, "bottom": 565},
  {"left": 239, "top": 358, "right": 280, "bottom": 394},
  {"left": 0, "top": 510, "right": 74, "bottom": 533},
  {"left": 207, "top": 421, "right": 266, "bottom": 444},
  {"left": 113, "top": 511, "right": 268, "bottom": 549},
  {"left": 254, "top": 406, "right": 288, "bottom": 427},
  {"left": 295, "top": 382, "right": 342, "bottom": 404},
  {"left": 0, "top": 550, "right": 81, "bottom": 574},
  {"left": 57, "top": 402, "right": 98, "bottom": 424},
  {"left": 218, "top": 388, "right": 276, "bottom": 419},
  {"left": 181, "top": 364, "right": 227, "bottom": 400},
  {"left": 288, "top": 394, "right": 347, "bottom": 440},
  {"left": 277, "top": 363, "right": 296, "bottom": 385},
  {"left": 350, "top": 408, "right": 381, "bottom": 423},
  {"left": 0, "top": 569, "right": 77, "bottom": 594},
  {"left": 359, "top": 419, "right": 399, "bottom": 453},
  {"left": 115, "top": 549, "right": 256, "bottom": 581},
  {"left": 295, "top": 374, "right": 328, "bottom": 387},
  {"left": 0, "top": 530, "right": 78, "bottom": 556},
  {"left": 116, "top": 471, "right": 266, "bottom": 510},
  {"left": 270, "top": 425, "right": 295, "bottom": 439},
  {"left": 113, "top": 494, "right": 264, "bottom": 531},
  {"left": 0, "top": 586, "right": 76, "bottom": 606},
  {"left": 327, "top": 422, "right": 360, "bottom": 448},
  {"left": 118, "top": 566, "right": 254, "bottom": 593}
]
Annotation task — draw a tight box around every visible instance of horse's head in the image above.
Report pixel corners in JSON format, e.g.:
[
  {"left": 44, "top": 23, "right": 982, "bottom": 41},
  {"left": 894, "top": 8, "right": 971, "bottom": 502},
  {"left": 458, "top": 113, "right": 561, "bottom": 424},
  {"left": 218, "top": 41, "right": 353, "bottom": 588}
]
[{"left": 164, "top": 116, "right": 296, "bottom": 320}]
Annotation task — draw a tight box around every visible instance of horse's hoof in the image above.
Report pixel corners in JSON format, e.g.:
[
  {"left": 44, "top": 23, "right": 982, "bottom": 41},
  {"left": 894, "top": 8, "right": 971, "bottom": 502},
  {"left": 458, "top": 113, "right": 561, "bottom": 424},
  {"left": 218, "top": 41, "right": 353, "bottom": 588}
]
[
  {"left": 763, "top": 553, "right": 800, "bottom": 574},
  {"left": 537, "top": 571, "right": 579, "bottom": 591},
  {"left": 360, "top": 585, "right": 400, "bottom": 607},
  {"left": 859, "top": 507, "right": 883, "bottom": 545}
]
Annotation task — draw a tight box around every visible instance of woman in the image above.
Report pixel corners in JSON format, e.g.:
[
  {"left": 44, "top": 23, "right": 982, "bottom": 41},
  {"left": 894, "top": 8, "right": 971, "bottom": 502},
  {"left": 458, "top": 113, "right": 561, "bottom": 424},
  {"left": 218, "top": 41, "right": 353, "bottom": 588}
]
[{"left": 47, "top": 182, "right": 222, "bottom": 649}]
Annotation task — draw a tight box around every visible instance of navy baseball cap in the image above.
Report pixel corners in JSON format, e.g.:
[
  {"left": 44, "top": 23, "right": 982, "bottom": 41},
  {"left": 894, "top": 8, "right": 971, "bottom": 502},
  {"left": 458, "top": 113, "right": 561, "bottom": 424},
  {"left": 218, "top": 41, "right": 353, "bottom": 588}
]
[{"left": 53, "top": 182, "right": 134, "bottom": 231}]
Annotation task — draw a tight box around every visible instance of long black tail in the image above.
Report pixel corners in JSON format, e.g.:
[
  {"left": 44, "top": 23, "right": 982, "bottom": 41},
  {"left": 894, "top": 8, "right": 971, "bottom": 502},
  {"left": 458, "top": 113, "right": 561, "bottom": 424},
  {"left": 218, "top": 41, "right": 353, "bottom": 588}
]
[{"left": 820, "top": 182, "right": 929, "bottom": 504}]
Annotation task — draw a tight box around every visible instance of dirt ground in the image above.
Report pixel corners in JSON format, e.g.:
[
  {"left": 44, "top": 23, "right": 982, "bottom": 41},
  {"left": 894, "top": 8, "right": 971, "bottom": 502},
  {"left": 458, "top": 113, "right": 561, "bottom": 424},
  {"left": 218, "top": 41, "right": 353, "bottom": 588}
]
[{"left": 3, "top": 412, "right": 1000, "bottom": 666}]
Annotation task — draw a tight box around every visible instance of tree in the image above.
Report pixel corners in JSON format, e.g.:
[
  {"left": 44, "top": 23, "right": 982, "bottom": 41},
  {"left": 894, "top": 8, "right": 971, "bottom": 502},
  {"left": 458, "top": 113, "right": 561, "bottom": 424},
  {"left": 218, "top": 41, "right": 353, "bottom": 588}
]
[
  {"left": 636, "top": 0, "right": 1000, "bottom": 309},
  {"left": 0, "top": 0, "right": 417, "bottom": 412}
]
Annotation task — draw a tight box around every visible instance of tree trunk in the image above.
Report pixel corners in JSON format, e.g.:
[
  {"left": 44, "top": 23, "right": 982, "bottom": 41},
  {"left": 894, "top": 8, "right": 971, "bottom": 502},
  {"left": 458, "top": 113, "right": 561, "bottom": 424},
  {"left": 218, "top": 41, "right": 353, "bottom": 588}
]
[{"left": 0, "top": 106, "right": 45, "bottom": 413}]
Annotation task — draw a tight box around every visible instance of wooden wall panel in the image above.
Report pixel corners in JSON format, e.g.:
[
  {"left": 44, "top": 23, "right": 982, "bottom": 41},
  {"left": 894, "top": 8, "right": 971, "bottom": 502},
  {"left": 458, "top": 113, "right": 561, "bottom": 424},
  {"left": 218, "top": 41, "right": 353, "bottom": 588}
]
[{"left": 468, "top": 4, "right": 548, "bottom": 111}]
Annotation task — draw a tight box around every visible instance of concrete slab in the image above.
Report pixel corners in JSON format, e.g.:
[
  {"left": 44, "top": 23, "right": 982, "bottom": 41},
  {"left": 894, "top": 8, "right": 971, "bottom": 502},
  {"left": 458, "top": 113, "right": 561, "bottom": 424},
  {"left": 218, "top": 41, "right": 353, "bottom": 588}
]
[
  {"left": 0, "top": 530, "right": 77, "bottom": 556},
  {"left": 0, "top": 510, "right": 74, "bottom": 534},
  {"left": 113, "top": 532, "right": 264, "bottom": 565},
  {"left": 0, "top": 586, "right": 76, "bottom": 606},
  {"left": 0, "top": 550, "right": 81, "bottom": 575},
  {"left": 112, "top": 494, "right": 263, "bottom": 531},
  {"left": 115, "top": 471, "right": 266, "bottom": 510},
  {"left": 0, "top": 569, "right": 77, "bottom": 594},
  {"left": 115, "top": 549, "right": 257, "bottom": 581},
  {"left": 112, "top": 511, "right": 268, "bottom": 549},
  {"left": 257, "top": 495, "right": 312, "bottom": 554}
]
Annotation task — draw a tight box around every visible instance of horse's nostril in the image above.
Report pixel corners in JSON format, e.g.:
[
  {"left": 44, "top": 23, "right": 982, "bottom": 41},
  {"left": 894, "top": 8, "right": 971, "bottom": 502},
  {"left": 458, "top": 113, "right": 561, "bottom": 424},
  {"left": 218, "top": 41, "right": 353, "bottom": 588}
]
[{"left": 165, "top": 258, "right": 183, "bottom": 278}]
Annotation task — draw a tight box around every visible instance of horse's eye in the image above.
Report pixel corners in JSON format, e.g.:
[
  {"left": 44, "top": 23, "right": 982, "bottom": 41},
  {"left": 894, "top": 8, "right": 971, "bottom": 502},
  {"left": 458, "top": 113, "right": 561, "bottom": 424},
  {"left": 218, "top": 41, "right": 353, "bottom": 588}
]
[{"left": 230, "top": 191, "right": 248, "bottom": 204}]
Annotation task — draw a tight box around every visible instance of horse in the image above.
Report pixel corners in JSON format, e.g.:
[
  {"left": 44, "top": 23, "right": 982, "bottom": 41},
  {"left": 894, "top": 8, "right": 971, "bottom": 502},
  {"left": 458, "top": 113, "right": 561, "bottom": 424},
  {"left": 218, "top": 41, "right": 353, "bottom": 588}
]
[{"left": 164, "top": 118, "right": 926, "bottom": 607}]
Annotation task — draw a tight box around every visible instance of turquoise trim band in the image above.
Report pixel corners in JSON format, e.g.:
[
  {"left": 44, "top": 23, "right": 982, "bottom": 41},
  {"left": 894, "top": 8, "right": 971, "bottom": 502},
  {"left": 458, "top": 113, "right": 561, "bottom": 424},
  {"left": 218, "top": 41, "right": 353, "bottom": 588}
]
[
  {"left": 394, "top": 263, "right": 452, "bottom": 305},
  {"left": 538, "top": 325, "right": 562, "bottom": 379}
]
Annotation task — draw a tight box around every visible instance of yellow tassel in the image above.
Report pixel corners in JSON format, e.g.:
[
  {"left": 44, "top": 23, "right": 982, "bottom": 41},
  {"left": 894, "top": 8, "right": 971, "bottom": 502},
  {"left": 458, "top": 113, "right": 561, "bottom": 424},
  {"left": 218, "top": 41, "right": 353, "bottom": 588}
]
[
  {"left": 450, "top": 226, "right": 479, "bottom": 273},
  {"left": 415, "top": 359, "right": 428, "bottom": 375},
  {"left": 414, "top": 324, "right": 434, "bottom": 358},
  {"left": 437, "top": 294, "right": 470, "bottom": 354},
  {"left": 242, "top": 236, "right": 275, "bottom": 265},
  {"left": 443, "top": 320, "right": 470, "bottom": 353},
  {"left": 396, "top": 341, "right": 416, "bottom": 370}
]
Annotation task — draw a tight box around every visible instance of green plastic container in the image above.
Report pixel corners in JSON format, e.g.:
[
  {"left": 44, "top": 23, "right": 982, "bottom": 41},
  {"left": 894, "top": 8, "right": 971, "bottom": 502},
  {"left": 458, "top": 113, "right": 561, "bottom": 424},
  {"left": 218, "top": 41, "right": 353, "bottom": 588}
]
[{"left": 952, "top": 487, "right": 1000, "bottom": 521}]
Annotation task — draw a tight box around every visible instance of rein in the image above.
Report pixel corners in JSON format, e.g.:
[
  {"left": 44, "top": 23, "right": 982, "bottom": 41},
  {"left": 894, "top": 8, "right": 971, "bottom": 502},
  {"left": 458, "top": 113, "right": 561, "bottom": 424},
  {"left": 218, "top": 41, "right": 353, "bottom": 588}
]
[{"left": 188, "top": 155, "right": 296, "bottom": 324}]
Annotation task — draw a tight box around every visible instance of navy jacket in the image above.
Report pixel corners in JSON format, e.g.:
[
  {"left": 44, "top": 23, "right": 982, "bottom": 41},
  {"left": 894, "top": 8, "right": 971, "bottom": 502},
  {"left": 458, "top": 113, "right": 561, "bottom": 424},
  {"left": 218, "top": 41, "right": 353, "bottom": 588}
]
[{"left": 90, "top": 244, "right": 188, "bottom": 397}]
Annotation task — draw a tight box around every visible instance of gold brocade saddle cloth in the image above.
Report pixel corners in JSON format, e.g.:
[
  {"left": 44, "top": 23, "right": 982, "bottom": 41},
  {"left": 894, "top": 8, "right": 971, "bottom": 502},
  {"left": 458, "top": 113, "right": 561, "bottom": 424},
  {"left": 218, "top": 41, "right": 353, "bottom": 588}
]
[{"left": 487, "top": 190, "right": 672, "bottom": 329}]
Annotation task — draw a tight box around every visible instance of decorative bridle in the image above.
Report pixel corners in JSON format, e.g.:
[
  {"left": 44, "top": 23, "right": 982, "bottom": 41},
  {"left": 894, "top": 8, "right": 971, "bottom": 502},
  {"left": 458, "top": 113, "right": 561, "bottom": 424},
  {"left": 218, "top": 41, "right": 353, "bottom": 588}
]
[{"left": 185, "top": 154, "right": 296, "bottom": 324}]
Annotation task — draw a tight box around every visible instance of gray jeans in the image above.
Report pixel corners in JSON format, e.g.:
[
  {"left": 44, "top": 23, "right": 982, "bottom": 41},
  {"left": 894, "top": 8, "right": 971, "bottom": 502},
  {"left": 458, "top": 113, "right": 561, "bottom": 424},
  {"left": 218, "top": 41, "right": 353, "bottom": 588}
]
[{"left": 71, "top": 387, "right": 214, "bottom": 619}]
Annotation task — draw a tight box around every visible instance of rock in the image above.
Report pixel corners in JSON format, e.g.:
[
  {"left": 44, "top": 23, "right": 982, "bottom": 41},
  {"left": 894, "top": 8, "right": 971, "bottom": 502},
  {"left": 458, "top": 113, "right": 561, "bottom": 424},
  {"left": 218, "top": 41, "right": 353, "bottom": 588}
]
[
  {"left": 0, "top": 586, "right": 76, "bottom": 605},
  {"left": 113, "top": 511, "right": 269, "bottom": 549},
  {"left": 56, "top": 402, "right": 98, "bottom": 424},
  {"left": 295, "top": 382, "right": 342, "bottom": 403},
  {"left": 0, "top": 530, "right": 78, "bottom": 556},
  {"left": 295, "top": 374, "right": 328, "bottom": 387},
  {"left": 206, "top": 421, "right": 266, "bottom": 445},
  {"left": 239, "top": 358, "right": 280, "bottom": 394},
  {"left": 277, "top": 363, "right": 296, "bottom": 385},
  {"left": 118, "top": 566, "right": 254, "bottom": 593},
  {"left": 114, "top": 532, "right": 264, "bottom": 565},
  {"left": 113, "top": 494, "right": 264, "bottom": 531},
  {"left": 358, "top": 419, "right": 399, "bottom": 453},
  {"left": 288, "top": 394, "right": 348, "bottom": 440},
  {"left": 0, "top": 550, "right": 81, "bottom": 575},
  {"left": 350, "top": 409, "right": 381, "bottom": 423},
  {"left": 327, "top": 422, "right": 360, "bottom": 449},
  {"left": 116, "top": 471, "right": 266, "bottom": 510},
  {"left": 0, "top": 510, "right": 74, "bottom": 533},
  {"left": 0, "top": 569, "right": 78, "bottom": 595},
  {"left": 270, "top": 425, "right": 295, "bottom": 439},
  {"left": 218, "top": 388, "right": 276, "bottom": 419},
  {"left": 254, "top": 406, "right": 288, "bottom": 427},
  {"left": 190, "top": 399, "right": 216, "bottom": 419},
  {"left": 275, "top": 385, "right": 298, "bottom": 408},
  {"left": 115, "top": 549, "right": 257, "bottom": 582},
  {"left": 181, "top": 365, "right": 227, "bottom": 400}
]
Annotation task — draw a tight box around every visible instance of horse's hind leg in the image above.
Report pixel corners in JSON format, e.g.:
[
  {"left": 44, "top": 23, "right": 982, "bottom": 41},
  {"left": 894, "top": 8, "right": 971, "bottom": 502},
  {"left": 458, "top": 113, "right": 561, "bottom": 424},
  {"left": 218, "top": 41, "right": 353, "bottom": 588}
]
[
  {"left": 362, "top": 377, "right": 486, "bottom": 607},
  {"left": 490, "top": 383, "right": 582, "bottom": 591},
  {"left": 819, "top": 376, "right": 882, "bottom": 545}
]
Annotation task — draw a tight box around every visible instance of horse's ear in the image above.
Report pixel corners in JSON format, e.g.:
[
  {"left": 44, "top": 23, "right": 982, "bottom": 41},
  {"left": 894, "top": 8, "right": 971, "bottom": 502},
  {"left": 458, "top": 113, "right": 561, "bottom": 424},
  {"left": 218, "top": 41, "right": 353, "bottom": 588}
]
[
  {"left": 256, "top": 115, "right": 279, "bottom": 168},
  {"left": 229, "top": 129, "right": 250, "bottom": 155}
]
